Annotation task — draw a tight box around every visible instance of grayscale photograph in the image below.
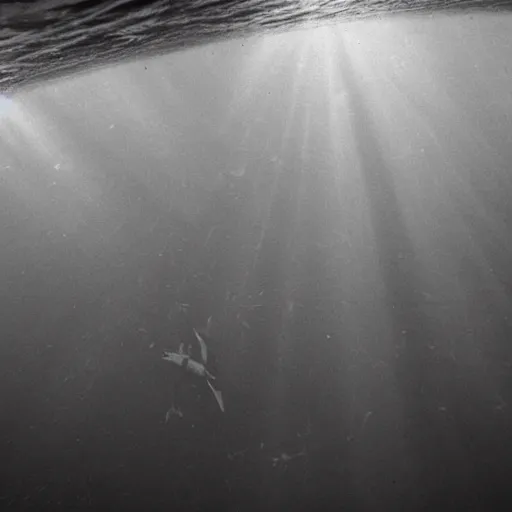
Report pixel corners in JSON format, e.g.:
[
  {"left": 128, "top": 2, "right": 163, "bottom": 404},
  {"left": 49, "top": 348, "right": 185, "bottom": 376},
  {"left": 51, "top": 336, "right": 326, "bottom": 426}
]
[{"left": 1, "top": 1, "right": 512, "bottom": 510}]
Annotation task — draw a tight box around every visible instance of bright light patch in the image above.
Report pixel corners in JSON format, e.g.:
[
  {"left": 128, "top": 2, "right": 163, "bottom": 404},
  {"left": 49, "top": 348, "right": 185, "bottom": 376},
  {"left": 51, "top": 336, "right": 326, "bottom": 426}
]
[{"left": 0, "top": 95, "right": 14, "bottom": 119}]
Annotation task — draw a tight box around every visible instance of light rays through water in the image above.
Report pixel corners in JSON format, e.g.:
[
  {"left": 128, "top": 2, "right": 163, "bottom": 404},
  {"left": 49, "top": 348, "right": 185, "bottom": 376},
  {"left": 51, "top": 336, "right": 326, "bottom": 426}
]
[{"left": 2, "top": 15, "right": 512, "bottom": 504}]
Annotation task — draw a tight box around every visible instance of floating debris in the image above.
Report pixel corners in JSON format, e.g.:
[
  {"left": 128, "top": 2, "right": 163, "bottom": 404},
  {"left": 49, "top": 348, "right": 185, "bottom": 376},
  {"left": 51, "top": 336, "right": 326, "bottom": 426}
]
[
  {"left": 165, "top": 406, "right": 183, "bottom": 422},
  {"left": 230, "top": 165, "right": 246, "bottom": 178},
  {"left": 271, "top": 450, "right": 306, "bottom": 469}
]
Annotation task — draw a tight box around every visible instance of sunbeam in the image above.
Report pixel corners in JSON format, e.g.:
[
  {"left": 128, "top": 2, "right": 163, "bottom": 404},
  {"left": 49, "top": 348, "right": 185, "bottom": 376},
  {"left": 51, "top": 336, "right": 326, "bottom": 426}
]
[{"left": 3, "top": 12, "right": 512, "bottom": 511}]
